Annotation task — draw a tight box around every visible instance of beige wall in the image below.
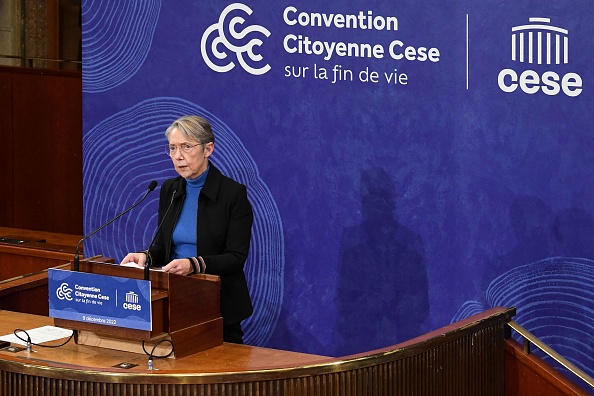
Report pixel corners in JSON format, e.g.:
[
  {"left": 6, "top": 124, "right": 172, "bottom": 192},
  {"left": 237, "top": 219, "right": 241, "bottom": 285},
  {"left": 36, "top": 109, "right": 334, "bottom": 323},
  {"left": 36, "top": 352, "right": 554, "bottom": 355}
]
[
  {"left": 0, "top": 0, "right": 20, "bottom": 66},
  {"left": 0, "top": 0, "right": 49, "bottom": 67},
  {"left": 0, "top": 0, "right": 80, "bottom": 69}
]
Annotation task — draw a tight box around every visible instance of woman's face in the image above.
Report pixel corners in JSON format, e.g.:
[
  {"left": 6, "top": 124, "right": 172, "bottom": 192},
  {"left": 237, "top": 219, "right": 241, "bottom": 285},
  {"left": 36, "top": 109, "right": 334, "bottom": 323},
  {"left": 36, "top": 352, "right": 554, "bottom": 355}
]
[{"left": 168, "top": 127, "right": 214, "bottom": 179}]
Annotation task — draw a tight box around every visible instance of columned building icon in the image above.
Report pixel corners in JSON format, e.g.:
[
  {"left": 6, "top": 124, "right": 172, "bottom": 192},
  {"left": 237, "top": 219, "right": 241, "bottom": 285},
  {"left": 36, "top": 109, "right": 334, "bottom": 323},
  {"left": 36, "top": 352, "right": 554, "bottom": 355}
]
[
  {"left": 125, "top": 291, "right": 139, "bottom": 303},
  {"left": 511, "top": 18, "right": 568, "bottom": 65}
]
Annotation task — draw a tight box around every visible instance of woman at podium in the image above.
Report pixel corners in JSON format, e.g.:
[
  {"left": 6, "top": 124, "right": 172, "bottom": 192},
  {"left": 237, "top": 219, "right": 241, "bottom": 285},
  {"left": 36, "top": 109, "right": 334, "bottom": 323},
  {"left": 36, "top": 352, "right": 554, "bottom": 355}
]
[{"left": 121, "top": 115, "right": 254, "bottom": 344}]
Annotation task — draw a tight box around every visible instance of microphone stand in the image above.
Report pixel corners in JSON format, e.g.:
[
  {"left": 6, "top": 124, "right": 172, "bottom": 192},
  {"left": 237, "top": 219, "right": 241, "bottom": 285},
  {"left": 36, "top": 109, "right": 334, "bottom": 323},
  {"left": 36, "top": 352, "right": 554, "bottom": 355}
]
[
  {"left": 73, "top": 181, "right": 158, "bottom": 271},
  {"left": 143, "top": 189, "right": 177, "bottom": 280}
]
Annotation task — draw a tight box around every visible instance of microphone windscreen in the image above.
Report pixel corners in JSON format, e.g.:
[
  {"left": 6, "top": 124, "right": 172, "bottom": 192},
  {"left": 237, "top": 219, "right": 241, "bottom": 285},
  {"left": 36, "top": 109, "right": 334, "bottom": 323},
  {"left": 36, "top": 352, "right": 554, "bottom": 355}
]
[{"left": 147, "top": 180, "right": 158, "bottom": 191}]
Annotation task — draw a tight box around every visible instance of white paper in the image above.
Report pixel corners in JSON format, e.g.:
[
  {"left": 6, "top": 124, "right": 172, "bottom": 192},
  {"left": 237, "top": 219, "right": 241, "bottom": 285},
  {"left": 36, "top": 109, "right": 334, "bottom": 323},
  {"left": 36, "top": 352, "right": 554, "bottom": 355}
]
[
  {"left": 120, "top": 261, "right": 144, "bottom": 268},
  {"left": 0, "top": 326, "right": 73, "bottom": 346},
  {"left": 120, "top": 262, "right": 163, "bottom": 271}
]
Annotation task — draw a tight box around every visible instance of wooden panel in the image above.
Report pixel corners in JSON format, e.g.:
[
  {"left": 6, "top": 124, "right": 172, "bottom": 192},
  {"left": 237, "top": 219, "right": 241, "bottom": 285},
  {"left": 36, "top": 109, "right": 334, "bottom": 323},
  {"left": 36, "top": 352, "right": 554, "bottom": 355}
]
[
  {"left": 47, "top": 0, "right": 61, "bottom": 68},
  {"left": 505, "top": 339, "right": 589, "bottom": 396},
  {"left": 0, "top": 227, "right": 79, "bottom": 281},
  {"left": 0, "top": 72, "right": 13, "bottom": 226},
  {"left": 0, "top": 271, "right": 51, "bottom": 315},
  {"left": 0, "top": 247, "right": 73, "bottom": 281},
  {"left": 0, "top": 66, "right": 82, "bottom": 235},
  {"left": 12, "top": 69, "right": 82, "bottom": 234}
]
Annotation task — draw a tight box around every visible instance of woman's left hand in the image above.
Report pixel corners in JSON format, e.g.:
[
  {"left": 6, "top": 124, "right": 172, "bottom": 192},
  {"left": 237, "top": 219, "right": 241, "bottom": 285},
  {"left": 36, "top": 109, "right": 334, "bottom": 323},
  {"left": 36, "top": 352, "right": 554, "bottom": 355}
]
[{"left": 161, "top": 258, "right": 193, "bottom": 276}]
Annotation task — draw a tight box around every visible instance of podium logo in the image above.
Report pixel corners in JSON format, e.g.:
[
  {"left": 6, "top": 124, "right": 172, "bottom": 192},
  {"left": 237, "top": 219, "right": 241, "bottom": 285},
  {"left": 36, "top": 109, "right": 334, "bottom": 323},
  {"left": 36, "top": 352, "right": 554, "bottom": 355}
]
[
  {"left": 123, "top": 291, "right": 142, "bottom": 311},
  {"left": 498, "top": 18, "right": 582, "bottom": 97},
  {"left": 56, "top": 283, "right": 73, "bottom": 301},
  {"left": 201, "top": 3, "right": 271, "bottom": 75}
]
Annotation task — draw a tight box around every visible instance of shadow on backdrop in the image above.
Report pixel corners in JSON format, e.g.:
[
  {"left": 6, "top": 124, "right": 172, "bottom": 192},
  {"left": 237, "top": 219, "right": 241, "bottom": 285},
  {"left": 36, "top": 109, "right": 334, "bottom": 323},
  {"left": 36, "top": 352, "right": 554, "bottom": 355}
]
[
  {"left": 485, "top": 196, "right": 560, "bottom": 284},
  {"left": 334, "top": 167, "right": 429, "bottom": 356},
  {"left": 485, "top": 196, "right": 594, "bottom": 286},
  {"left": 554, "top": 207, "right": 594, "bottom": 259}
]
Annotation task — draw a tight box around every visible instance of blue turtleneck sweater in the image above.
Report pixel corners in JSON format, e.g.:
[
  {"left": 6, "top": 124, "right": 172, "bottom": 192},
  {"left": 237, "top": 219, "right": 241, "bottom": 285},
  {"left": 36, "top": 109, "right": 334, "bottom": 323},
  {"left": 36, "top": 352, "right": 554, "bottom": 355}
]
[{"left": 171, "top": 168, "right": 209, "bottom": 259}]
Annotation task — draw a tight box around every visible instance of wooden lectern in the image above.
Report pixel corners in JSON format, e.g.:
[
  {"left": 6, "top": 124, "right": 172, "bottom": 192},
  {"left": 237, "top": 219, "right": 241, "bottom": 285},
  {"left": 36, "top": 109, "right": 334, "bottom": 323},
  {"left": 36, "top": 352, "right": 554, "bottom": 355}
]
[{"left": 53, "top": 260, "right": 223, "bottom": 358}]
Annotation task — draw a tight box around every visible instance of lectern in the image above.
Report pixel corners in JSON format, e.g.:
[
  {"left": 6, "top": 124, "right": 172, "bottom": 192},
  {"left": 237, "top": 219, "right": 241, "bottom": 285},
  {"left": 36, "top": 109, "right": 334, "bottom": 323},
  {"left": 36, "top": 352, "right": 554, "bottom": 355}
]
[{"left": 53, "top": 260, "right": 222, "bottom": 358}]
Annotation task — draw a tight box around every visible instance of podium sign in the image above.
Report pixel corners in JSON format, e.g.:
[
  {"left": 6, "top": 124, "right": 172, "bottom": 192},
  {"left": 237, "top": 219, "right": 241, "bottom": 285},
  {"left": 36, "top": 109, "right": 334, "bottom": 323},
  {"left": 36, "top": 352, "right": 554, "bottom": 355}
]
[{"left": 48, "top": 268, "right": 152, "bottom": 331}]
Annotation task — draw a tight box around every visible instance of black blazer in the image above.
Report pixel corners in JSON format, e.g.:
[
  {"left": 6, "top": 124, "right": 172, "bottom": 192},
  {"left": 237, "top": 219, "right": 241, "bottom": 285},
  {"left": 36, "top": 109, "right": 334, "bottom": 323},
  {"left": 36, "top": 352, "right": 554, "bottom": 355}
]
[{"left": 149, "top": 163, "right": 254, "bottom": 325}]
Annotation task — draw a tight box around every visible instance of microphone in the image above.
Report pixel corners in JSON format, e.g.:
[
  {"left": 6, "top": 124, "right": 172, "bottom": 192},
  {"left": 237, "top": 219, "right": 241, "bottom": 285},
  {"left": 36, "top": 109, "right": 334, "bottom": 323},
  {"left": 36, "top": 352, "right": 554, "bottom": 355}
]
[
  {"left": 73, "top": 180, "right": 158, "bottom": 271},
  {"left": 144, "top": 189, "right": 177, "bottom": 280}
]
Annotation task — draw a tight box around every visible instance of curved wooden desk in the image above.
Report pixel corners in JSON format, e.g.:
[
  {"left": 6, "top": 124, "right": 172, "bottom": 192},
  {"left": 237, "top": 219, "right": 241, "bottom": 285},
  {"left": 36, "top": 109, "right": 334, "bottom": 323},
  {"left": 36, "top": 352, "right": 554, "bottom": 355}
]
[
  {"left": 0, "top": 307, "right": 515, "bottom": 395},
  {"left": 0, "top": 227, "right": 80, "bottom": 282}
]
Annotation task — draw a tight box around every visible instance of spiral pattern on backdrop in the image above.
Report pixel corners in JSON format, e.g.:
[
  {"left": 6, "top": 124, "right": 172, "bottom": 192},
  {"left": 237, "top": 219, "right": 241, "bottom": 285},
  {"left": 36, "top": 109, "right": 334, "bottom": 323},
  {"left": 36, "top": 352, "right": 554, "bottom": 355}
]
[
  {"left": 83, "top": 97, "right": 284, "bottom": 345},
  {"left": 451, "top": 257, "right": 594, "bottom": 379},
  {"left": 82, "top": 0, "right": 161, "bottom": 92}
]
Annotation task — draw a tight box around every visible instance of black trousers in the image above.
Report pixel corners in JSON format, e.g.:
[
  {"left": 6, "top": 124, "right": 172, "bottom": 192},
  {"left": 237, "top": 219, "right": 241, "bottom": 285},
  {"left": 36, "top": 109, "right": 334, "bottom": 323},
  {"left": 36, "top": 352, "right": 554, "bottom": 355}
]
[{"left": 223, "top": 322, "right": 244, "bottom": 344}]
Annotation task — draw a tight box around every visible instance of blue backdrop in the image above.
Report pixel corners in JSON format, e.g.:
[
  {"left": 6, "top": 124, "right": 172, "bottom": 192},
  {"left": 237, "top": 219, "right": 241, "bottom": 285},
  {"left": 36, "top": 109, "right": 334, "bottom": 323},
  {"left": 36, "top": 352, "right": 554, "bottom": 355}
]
[{"left": 81, "top": 0, "right": 594, "bottom": 388}]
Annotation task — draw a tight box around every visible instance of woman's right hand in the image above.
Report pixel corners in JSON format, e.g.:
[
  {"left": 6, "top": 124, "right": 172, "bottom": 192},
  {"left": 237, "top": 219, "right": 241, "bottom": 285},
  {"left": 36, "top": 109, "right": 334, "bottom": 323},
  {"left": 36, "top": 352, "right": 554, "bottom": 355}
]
[{"left": 120, "top": 252, "right": 147, "bottom": 267}]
